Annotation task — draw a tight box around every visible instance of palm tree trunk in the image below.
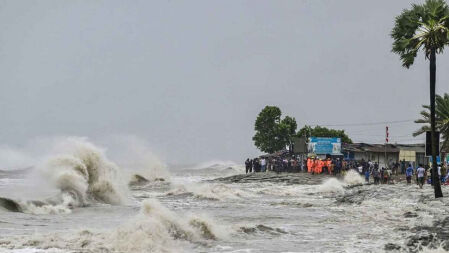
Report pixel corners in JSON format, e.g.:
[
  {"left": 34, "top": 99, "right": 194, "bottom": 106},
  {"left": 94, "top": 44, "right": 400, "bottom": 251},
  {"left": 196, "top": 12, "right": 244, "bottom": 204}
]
[{"left": 430, "top": 48, "right": 443, "bottom": 198}]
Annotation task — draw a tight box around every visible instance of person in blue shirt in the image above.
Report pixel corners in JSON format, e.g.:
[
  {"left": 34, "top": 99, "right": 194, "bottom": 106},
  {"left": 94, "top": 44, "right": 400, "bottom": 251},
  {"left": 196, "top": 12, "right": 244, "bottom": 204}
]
[{"left": 406, "top": 164, "right": 414, "bottom": 184}]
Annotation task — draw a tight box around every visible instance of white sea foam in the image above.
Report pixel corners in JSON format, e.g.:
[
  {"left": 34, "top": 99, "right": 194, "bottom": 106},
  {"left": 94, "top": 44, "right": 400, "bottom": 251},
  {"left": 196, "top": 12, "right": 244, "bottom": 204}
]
[
  {"left": 318, "top": 170, "right": 363, "bottom": 193},
  {"left": 186, "top": 160, "right": 245, "bottom": 177},
  {"left": 39, "top": 137, "right": 129, "bottom": 206},
  {"left": 0, "top": 137, "right": 132, "bottom": 214},
  {"left": 420, "top": 246, "right": 449, "bottom": 253},
  {"left": 343, "top": 170, "right": 364, "bottom": 186},
  {"left": 0, "top": 199, "right": 226, "bottom": 253},
  {"left": 167, "top": 183, "right": 250, "bottom": 200},
  {"left": 318, "top": 178, "right": 345, "bottom": 193}
]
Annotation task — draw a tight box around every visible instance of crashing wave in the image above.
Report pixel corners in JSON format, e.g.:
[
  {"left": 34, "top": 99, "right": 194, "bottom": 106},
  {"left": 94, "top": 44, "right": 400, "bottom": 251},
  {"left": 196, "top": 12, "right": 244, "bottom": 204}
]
[
  {"left": 0, "top": 199, "right": 226, "bottom": 252},
  {"left": 166, "top": 183, "right": 250, "bottom": 200},
  {"left": 0, "top": 137, "right": 129, "bottom": 214},
  {"left": 318, "top": 170, "right": 364, "bottom": 193},
  {"left": 182, "top": 161, "right": 245, "bottom": 177}
]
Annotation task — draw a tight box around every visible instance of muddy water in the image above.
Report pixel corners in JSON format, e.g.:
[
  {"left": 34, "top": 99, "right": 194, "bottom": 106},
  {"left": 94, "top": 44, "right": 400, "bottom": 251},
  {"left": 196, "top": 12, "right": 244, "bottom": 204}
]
[{"left": 1, "top": 166, "right": 449, "bottom": 253}]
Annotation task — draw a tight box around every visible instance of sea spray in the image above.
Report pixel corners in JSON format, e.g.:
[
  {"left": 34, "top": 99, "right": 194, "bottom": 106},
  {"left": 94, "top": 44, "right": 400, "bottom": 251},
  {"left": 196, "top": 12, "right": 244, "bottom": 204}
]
[
  {"left": 97, "top": 135, "right": 171, "bottom": 184},
  {"left": 318, "top": 178, "right": 345, "bottom": 193},
  {"left": 183, "top": 160, "right": 245, "bottom": 178},
  {"left": 40, "top": 137, "right": 129, "bottom": 206},
  {"left": 166, "top": 183, "right": 251, "bottom": 200},
  {"left": 0, "top": 199, "right": 226, "bottom": 252},
  {"left": 0, "top": 137, "right": 132, "bottom": 214},
  {"left": 343, "top": 170, "right": 364, "bottom": 186},
  {"left": 318, "top": 170, "right": 364, "bottom": 193}
]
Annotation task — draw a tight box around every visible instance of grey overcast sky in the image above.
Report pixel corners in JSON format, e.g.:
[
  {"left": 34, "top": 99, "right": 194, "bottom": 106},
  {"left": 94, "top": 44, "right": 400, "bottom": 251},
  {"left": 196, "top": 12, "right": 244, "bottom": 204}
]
[{"left": 1, "top": 0, "right": 449, "bottom": 164}]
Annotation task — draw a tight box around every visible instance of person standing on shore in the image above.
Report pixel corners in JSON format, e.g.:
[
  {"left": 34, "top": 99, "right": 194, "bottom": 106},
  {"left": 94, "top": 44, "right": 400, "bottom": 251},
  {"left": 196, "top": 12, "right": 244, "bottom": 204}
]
[
  {"left": 261, "top": 158, "right": 267, "bottom": 172},
  {"left": 335, "top": 158, "right": 342, "bottom": 175},
  {"left": 245, "top": 158, "right": 251, "bottom": 174},
  {"left": 417, "top": 164, "right": 425, "bottom": 189},
  {"left": 364, "top": 169, "right": 370, "bottom": 183},
  {"left": 406, "top": 164, "right": 413, "bottom": 184},
  {"left": 307, "top": 158, "right": 313, "bottom": 173},
  {"left": 441, "top": 163, "right": 447, "bottom": 183},
  {"left": 373, "top": 168, "right": 380, "bottom": 185}
]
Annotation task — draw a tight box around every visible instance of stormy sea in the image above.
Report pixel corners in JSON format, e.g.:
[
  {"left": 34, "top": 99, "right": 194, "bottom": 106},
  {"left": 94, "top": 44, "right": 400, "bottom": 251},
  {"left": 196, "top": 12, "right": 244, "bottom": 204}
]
[{"left": 0, "top": 137, "right": 449, "bottom": 253}]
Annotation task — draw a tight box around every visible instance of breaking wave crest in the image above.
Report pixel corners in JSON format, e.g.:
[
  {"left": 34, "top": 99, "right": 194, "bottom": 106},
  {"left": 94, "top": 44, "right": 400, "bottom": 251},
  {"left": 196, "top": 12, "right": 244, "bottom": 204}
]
[
  {"left": 343, "top": 169, "right": 365, "bottom": 186},
  {"left": 0, "top": 137, "right": 130, "bottom": 214},
  {"left": 318, "top": 170, "right": 364, "bottom": 193},
  {"left": 166, "top": 183, "right": 250, "bottom": 200},
  {"left": 0, "top": 199, "right": 226, "bottom": 252},
  {"left": 184, "top": 160, "right": 245, "bottom": 177},
  {"left": 41, "top": 138, "right": 128, "bottom": 206}
]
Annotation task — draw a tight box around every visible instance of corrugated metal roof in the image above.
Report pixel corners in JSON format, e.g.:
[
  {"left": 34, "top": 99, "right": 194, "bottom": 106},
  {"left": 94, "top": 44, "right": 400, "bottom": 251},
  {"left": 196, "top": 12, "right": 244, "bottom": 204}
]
[{"left": 342, "top": 143, "right": 425, "bottom": 153}]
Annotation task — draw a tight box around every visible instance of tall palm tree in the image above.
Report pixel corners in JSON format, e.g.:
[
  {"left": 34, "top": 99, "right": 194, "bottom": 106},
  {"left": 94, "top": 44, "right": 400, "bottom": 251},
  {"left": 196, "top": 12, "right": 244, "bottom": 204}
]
[
  {"left": 414, "top": 93, "right": 449, "bottom": 152},
  {"left": 392, "top": 0, "right": 449, "bottom": 198}
]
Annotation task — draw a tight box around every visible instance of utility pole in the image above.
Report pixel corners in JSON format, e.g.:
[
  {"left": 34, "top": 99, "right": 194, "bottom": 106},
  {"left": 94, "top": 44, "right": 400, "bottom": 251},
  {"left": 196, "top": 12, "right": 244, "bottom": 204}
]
[{"left": 385, "top": 126, "right": 389, "bottom": 168}]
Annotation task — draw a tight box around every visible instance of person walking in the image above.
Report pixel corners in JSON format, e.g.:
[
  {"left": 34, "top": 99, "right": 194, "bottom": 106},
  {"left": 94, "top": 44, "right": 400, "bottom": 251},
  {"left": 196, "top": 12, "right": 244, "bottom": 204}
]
[
  {"left": 417, "top": 164, "right": 426, "bottom": 189},
  {"left": 406, "top": 164, "right": 413, "bottom": 184}
]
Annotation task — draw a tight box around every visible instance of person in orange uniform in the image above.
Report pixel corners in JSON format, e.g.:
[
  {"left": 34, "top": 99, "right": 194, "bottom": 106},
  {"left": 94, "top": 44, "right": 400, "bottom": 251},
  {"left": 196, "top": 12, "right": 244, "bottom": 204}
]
[
  {"left": 326, "top": 158, "right": 332, "bottom": 174},
  {"left": 315, "top": 159, "right": 322, "bottom": 174},
  {"left": 319, "top": 159, "right": 325, "bottom": 174},
  {"left": 312, "top": 157, "right": 320, "bottom": 174},
  {"left": 307, "top": 158, "right": 313, "bottom": 173}
]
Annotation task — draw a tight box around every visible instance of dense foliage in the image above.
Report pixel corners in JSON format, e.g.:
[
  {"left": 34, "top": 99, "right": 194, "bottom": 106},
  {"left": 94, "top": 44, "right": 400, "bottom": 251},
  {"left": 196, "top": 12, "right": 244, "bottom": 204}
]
[
  {"left": 296, "top": 125, "right": 352, "bottom": 144},
  {"left": 391, "top": 0, "right": 449, "bottom": 68},
  {"left": 414, "top": 93, "right": 449, "bottom": 151},
  {"left": 253, "top": 106, "right": 297, "bottom": 153},
  {"left": 391, "top": 0, "right": 449, "bottom": 198}
]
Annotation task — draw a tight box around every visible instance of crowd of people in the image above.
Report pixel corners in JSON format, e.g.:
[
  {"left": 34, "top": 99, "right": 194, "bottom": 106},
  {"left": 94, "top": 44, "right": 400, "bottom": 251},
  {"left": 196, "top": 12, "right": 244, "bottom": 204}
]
[
  {"left": 244, "top": 156, "right": 449, "bottom": 187},
  {"left": 244, "top": 156, "right": 361, "bottom": 175}
]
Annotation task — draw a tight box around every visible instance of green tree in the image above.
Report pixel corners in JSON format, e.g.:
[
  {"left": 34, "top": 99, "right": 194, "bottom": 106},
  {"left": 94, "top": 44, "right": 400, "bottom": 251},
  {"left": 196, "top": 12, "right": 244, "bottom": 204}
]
[
  {"left": 296, "top": 125, "right": 352, "bottom": 144},
  {"left": 414, "top": 93, "right": 449, "bottom": 151},
  {"left": 253, "top": 106, "right": 297, "bottom": 153},
  {"left": 391, "top": 0, "right": 449, "bottom": 198}
]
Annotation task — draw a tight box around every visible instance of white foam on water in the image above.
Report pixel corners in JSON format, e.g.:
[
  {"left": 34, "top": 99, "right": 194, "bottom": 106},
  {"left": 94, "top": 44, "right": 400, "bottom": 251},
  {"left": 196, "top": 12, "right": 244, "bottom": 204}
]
[
  {"left": 38, "top": 137, "right": 129, "bottom": 206},
  {"left": 0, "top": 199, "right": 226, "bottom": 253},
  {"left": 318, "top": 178, "right": 345, "bottom": 193},
  {"left": 317, "top": 170, "right": 364, "bottom": 193},
  {"left": 420, "top": 246, "right": 449, "bottom": 253},
  {"left": 0, "top": 137, "right": 133, "bottom": 214},
  {"left": 343, "top": 170, "right": 364, "bottom": 186},
  {"left": 166, "top": 182, "right": 251, "bottom": 200}
]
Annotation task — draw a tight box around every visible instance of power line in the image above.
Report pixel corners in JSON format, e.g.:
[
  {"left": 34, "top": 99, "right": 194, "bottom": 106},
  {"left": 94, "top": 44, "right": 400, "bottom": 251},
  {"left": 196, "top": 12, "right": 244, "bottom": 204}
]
[
  {"left": 309, "top": 119, "right": 414, "bottom": 127},
  {"left": 350, "top": 134, "right": 415, "bottom": 138}
]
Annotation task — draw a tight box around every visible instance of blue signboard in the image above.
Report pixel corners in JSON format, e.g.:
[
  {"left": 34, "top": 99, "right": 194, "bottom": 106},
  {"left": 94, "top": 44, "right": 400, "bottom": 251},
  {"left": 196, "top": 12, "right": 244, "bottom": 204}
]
[{"left": 308, "top": 137, "right": 341, "bottom": 155}]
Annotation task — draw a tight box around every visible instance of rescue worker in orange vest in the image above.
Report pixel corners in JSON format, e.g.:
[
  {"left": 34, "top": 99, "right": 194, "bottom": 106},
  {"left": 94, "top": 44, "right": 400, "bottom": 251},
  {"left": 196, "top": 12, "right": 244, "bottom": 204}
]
[
  {"left": 307, "top": 158, "right": 313, "bottom": 173},
  {"left": 315, "top": 159, "right": 322, "bottom": 174},
  {"left": 319, "top": 159, "right": 325, "bottom": 174},
  {"left": 312, "top": 158, "right": 318, "bottom": 174},
  {"left": 326, "top": 158, "right": 332, "bottom": 174},
  {"left": 309, "top": 158, "right": 314, "bottom": 174}
]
